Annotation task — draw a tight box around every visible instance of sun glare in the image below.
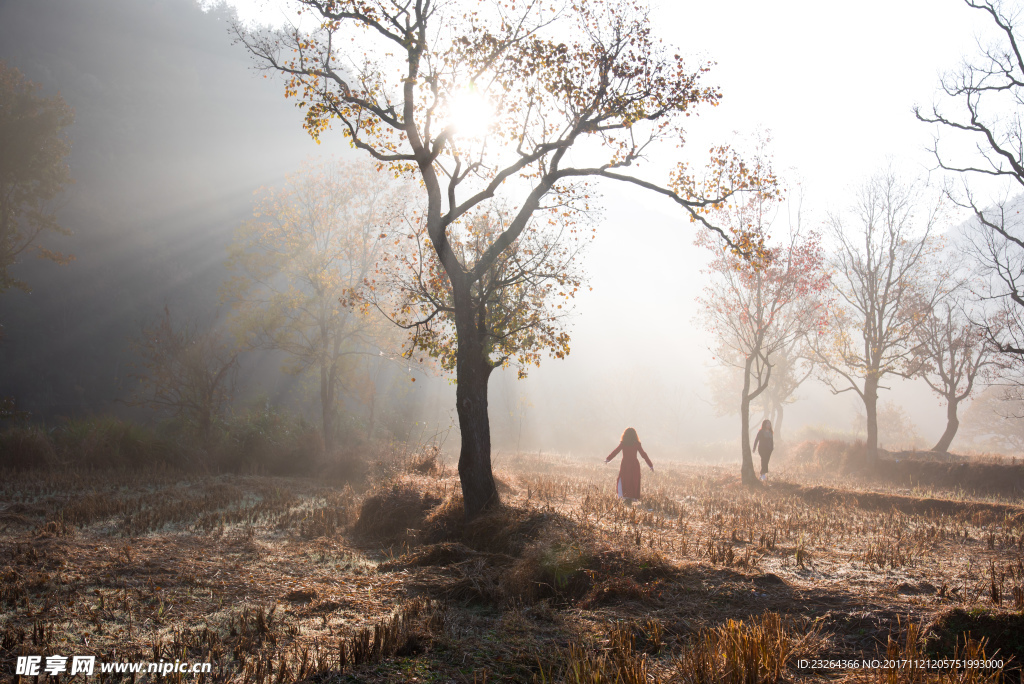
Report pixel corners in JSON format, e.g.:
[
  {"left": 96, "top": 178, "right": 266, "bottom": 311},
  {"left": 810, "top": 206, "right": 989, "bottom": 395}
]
[{"left": 446, "top": 85, "right": 494, "bottom": 141}]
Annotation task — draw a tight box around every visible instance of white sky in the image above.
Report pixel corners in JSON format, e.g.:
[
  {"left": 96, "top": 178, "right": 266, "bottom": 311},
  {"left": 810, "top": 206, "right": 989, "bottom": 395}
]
[{"left": 222, "top": 0, "right": 1009, "bottom": 451}]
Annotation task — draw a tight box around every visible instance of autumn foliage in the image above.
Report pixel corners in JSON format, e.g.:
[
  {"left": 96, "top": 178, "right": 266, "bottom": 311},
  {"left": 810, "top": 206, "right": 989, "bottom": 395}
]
[
  {"left": 366, "top": 206, "right": 588, "bottom": 379},
  {"left": 698, "top": 158, "right": 829, "bottom": 484}
]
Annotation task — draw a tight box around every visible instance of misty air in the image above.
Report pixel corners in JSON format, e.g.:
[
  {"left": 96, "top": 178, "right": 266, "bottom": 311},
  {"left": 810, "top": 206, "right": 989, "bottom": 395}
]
[{"left": 4, "top": 1, "right": 1024, "bottom": 681}]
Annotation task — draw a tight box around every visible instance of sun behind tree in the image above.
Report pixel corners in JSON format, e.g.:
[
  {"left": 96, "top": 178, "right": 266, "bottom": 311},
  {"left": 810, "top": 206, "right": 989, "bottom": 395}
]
[{"left": 235, "top": 0, "right": 777, "bottom": 518}]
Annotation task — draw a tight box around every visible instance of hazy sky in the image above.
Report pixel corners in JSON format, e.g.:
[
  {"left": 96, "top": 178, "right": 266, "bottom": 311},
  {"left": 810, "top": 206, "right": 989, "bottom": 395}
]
[{"left": 650, "top": 0, "right": 994, "bottom": 206}]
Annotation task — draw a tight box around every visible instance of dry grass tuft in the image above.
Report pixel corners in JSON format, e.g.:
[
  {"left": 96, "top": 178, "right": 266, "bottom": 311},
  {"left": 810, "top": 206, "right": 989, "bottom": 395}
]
[
  {"left": 336, "top": 598, "right": 441, "bottom": 671},
  {"left": 925, "top": 608, "right": 1024, "bottom": 675},
  {"left": 500, "top": 536, "right": 674, "bottom": 608},
  {"left": 675, "top": 612, "right": 820, "bottom": 684},
  {"left": 858, "top": 621, "right": 1009, "bottom": 684},
  {"left": 283, "top": 588, "right": 318, "bottom": 603},
  {"left": 537, "top": 620, "right": 661, "bottom": 684},
  {"left": 378, "top": 541, "right": 478, "bottom": 571},
  {"left": 540, "top": 613, "right": 817, "bottom": 684},
  {"left": 421, "top": 497, "right": 550, "bottom": 556},
  {"left": 406, "top": 446, "right": 443, "bottom": 476},
  {"left": 353, "top": 480, "right": 442, "bottom": 541}
]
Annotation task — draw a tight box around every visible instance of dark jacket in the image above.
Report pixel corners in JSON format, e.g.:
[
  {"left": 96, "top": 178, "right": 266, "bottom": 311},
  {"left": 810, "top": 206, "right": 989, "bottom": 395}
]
[{"left": 753, "top": 428, "right": 773, "bottom": 456}]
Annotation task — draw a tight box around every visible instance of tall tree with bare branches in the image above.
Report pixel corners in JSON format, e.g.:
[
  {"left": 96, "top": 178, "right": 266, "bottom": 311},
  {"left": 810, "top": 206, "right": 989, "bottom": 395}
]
[
  {"left": 234, "top": 0, "right": 775, "bottom": 516},
  {"left": 917, "top": 1, "right": 1024, "bottom": 386},
  {"left": 809, "top": 172, "right": 947, "bottom": 465}
]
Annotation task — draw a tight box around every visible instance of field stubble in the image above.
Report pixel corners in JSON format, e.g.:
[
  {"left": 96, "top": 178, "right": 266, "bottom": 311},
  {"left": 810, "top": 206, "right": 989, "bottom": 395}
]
[{"left": 0, "top": 447, "right": 1022, "bottom": 682}]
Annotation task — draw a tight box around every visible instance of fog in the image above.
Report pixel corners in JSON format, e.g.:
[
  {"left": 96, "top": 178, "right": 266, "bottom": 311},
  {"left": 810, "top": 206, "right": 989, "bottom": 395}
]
[{"left": 0, "top": 0, "right": 1019, "bottom": 464}]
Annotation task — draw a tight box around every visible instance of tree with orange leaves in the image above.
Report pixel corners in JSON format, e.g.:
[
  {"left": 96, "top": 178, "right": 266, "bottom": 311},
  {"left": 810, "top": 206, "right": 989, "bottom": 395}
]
[
  {"left": 235, "top": 0, "right": 776, "bottom": 517},
  {"left": 697, "top": 165, "right": 828, "bottom": 485},
  {"left": 366, "top": 202, "right": 589, "bottom": 381}
]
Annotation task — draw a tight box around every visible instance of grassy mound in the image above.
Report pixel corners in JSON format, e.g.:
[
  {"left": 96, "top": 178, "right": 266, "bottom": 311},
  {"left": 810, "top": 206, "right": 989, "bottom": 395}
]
[
  {"left": 420, "top": 496, "right": 549, "bottom": 556},
  {"left": 926, "top": 608, "right": 1024, "bottom": 671},
  {"left": 353, "top": 481, "right": 443, "bottom": 541},
  {"left": 371, "top": 483, "right": 681, "bottom": 611}
]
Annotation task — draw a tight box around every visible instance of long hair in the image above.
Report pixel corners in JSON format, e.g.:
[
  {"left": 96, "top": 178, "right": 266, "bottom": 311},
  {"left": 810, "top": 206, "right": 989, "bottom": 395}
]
[
  {"left": 621, "top": 427, "right": 639, "bottom": 445},
  {"left": 761, "top": 420, "right": 772, "bottom": 433}
]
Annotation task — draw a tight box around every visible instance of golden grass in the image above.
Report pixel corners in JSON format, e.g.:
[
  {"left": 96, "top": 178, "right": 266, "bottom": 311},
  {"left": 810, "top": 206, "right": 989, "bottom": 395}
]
[{"left": 2, "top": 445, "right": 1023, "bottom": 682}]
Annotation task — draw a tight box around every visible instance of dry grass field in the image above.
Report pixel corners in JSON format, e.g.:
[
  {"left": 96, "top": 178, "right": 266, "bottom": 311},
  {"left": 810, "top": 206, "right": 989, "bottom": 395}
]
[{"left": 2, "top": 445, "right": 1024, "bottom": 683}]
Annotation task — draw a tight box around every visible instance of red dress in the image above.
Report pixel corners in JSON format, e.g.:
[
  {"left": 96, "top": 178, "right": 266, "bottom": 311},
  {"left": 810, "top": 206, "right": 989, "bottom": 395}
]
[{"left": 606, "top": 441, "right": 653, "bottom": 499}]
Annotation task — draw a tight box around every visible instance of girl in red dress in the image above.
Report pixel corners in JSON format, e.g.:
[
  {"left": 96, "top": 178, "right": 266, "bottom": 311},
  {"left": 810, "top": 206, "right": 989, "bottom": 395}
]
[{"left": 605, "top": 427, "right": 653, "bottom": 503}]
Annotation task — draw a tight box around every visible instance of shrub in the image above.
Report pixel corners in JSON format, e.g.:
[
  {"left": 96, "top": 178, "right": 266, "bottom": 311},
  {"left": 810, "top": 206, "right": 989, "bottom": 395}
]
[
  {"left": 55, "top": 417, "right": 179, "bottom": 469},
  {"left": 216, "top": 406, "right": 322, "bottom": 475},
  {"left": 0, "top": 425, "right": 58, "bottom": 469}
]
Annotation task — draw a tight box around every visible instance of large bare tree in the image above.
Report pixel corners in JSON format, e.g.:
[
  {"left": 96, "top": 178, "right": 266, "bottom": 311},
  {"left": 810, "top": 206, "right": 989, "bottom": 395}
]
[
  {"left": 234, "top": 0, "right": 774, "bottom": 516},
  {"left": 913, "top": 287, "right": 993, "bottom": 452},
  {"left": 809, "top": 172, "right": 946, "bottom": 465}
]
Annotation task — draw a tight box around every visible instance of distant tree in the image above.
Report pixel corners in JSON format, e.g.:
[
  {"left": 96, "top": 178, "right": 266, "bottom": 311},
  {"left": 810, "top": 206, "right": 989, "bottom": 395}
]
[
  {"left": 222, "top": 158, "right": 401, "bottom": 453},
  {"left": 129, "top": 306, "right": 238, "bottom": 440},
  {"left": 913, "top": 288, "right": 994, "bottom": 452},
  {"left": 808, "top": 172, "right": 946, "bottom": 466},
  {"left": 0, "top": 61, "right": 74, "bottom": 297},
  {"left": 698, "top": 172, "right": 828, "bottom": 485},
  {"left": 235, "top": 0, "right": 776, "bottom": 516},
  {"left": 852, "top": 400, "right": 925, "bottom": 450},
  {"left": 961, "top": 385, "right": 1024, "bottom": 452}
]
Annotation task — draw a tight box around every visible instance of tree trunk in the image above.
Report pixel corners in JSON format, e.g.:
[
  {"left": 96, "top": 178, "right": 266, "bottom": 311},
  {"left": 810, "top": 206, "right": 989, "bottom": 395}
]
[
  {"left": 199, "top": 408, "right": 212, "bottom": 443},
  {"left": 932, "top": 395, "right": 960, "bottom": 453},
  {"left": 321, "top": 363, "right": 335, "bottom": 455},
  {"left": 863, "top": 374, "right": 879, "bottom": 467},
  {"left": 739, "top": 354, "right": 758, "bottom": 486},
  {"left": 773, "top": 403, "right": 784, "bottom": 443},
  {"left": 454, "top": 302, "right": 500, "bottom": 519},
  {"left": 367, "top": 390, "right": 376, "bottom": 442}
]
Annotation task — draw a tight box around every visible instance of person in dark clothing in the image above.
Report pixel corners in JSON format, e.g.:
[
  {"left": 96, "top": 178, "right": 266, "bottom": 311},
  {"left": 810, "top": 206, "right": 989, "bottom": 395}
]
[
  {"left": 752, "top": 419, "right": 774, "bottom": 482},
  {"left": 605, "top": 427, "right": 653, "bottom": 504}
]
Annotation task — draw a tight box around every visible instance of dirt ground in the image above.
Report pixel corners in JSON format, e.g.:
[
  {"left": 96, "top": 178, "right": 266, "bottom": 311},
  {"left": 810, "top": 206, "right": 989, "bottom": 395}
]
[{"left": 1, "top": 450, "right": 1023, "bottom": 682}]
